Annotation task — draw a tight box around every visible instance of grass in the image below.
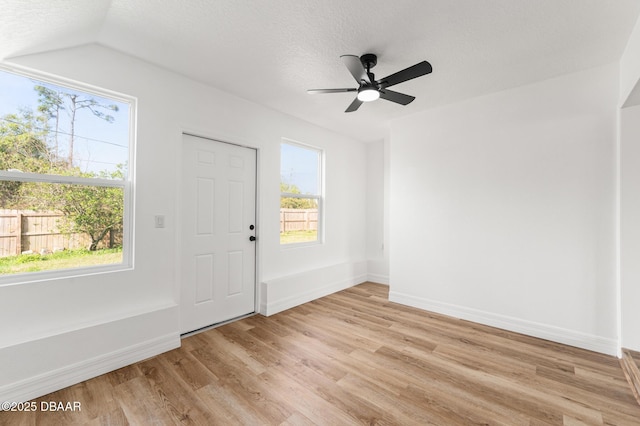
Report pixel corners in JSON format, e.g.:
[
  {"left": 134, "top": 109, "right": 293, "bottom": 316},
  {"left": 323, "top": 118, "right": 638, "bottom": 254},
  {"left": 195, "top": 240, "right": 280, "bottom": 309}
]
[
  {"left": 1, "top": 231, "right": 317, "bottom": 274},
  {"left": 0, "top": 248, "right": 123, "bottom": 275},
  {"left": 280, "top": 230, "right": 318, "bottom": 245}
]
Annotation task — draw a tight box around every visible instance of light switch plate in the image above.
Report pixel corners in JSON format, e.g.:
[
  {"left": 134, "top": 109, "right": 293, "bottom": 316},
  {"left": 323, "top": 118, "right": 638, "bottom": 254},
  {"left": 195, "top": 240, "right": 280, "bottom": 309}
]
[{"left": 154, "top": 215, "right": 165, "bottom": 228}]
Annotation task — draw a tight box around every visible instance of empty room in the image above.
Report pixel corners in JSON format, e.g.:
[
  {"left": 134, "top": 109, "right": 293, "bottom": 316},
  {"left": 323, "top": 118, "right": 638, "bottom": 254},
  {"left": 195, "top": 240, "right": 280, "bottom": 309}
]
[{"left": 2, "top": 0, "right": 640, "bottom": 424}]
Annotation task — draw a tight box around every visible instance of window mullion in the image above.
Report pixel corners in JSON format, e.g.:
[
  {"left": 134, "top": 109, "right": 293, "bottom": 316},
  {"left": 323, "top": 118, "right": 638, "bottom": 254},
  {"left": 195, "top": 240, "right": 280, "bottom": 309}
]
[
  {"left": 0, "top": 171, "right": 125, "bottom": 188},
  {"left": 281, "top": 192, "right": 319, "bottom": 199}
]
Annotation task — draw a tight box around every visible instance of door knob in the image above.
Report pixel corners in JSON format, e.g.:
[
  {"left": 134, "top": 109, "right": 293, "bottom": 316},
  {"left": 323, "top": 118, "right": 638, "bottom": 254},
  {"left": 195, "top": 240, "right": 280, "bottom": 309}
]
[{"left": 249, "top": 236, "right": 256, "bottom": 242}]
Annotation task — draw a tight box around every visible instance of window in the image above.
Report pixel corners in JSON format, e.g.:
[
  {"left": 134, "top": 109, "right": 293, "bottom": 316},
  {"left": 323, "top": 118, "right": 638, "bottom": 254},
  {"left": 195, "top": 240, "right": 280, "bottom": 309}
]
[
  {"left": 280, "top": 140, "right": 322, "bottom": 245},
  {"left": 0, "top": 66, "right": 134, "bottom": 280}
]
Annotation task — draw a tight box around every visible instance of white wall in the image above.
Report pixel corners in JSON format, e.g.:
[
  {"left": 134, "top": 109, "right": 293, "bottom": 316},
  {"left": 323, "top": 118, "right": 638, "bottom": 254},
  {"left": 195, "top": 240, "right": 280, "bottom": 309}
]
[
  {"left": 366, "top": 139, "right": 389, "bottom": 284},
  {"left": 0, "top": 44, "right": 369, "bottom": 401},
  {"left": 620, "top": 104, "right": 640, "bottom": 351},
  {"left": 619, "top": 12, "right": 640, "bottom": 352},
  {"left": 621, "top": 13, "right": 640, "bottom": 107},
  {"left": 389, "top": 64, "right": 619, "bottom": 355}
]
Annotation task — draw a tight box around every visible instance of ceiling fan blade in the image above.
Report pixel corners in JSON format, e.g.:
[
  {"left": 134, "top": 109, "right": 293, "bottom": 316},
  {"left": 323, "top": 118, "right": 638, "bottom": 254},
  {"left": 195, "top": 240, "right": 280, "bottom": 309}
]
[
  {"left": 379, "top": 89, "right": 415, "bottom": 105},
  {"left": 307, "top": 88, "right": 357, "bottom": 94},
  {"left": 341, "top": 55, "right": 370, "bottom": 84},
  {"left": 378, "top": 61, "right": 432, "bottom": 88},
  {"left": 345, "top": 97, "right": 363, "bottom": 113}
]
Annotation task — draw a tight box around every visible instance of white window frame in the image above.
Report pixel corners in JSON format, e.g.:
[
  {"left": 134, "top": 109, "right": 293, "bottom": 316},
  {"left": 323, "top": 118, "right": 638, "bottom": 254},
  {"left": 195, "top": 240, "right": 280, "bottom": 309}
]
[
  {"left": 280, "top": 139, "right": 324, "bottom": 247},
  {"left": 0, "top": 64, "right": 136, "bottom": 285}
]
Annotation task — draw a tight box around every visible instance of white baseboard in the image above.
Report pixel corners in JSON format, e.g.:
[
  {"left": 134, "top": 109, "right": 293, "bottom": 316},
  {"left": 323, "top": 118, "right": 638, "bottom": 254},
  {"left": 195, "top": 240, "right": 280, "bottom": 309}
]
[
  {"left": 366, "top": 273, "right": 389, "bottom": 285},
  {"left": 261, "top": 276, "right": 366, "bottom": 316},
  {"left": 261, "top": 262, "right": 368, "bottom": 316},
  {"left": 389, "top": 290, "right": 618, "bottom": 356},
  {"left": 0, "top": 333, "right": 180, "bottom": 403}
]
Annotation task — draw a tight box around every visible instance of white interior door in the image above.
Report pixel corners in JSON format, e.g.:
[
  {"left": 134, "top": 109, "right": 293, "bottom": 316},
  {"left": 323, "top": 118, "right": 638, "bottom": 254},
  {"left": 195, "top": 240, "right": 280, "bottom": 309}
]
[{"left": 180, "top": 133, "right": 257, "bottom": 334}]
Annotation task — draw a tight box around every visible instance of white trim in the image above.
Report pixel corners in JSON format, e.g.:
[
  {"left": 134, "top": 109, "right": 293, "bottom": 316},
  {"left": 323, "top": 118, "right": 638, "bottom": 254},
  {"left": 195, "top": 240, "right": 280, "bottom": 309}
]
[
  {"left": 280, "top": 138, "right": 323, "bottom": 161},
  {"left": 280, "top": 193, "right": 321, "bottom": 199},
  {"left": 0, "top": 62, "right": 136, "bottom": 105},
  {"left": 366, "top": 273, "right": 389, "bottom": 285},
  {"left": 261, "top": 274, "right": 367, "bottom": 316},
  {"left": 0, "top": 171, "right": 126, "bottom": 187},
  {"left": 279, "top": 237, "right": 322, "bottom": 250},
  {"left": 615, "top": 107, "right": 622, "bottom": 358},
  {"left": 0, "top": 262, "right": 133, "bottom": 287},
  {"left": 0, "top": 333, "right": 180, "bottom": 403},
  {"left": 260, "top": 261, "right": 368, "bottom": 316},
  {"left": 389, "top": 290, "right": 618, "bottom": 356},
  {"left": 1, "top": 301, "right": 177, "bottom": 350}
]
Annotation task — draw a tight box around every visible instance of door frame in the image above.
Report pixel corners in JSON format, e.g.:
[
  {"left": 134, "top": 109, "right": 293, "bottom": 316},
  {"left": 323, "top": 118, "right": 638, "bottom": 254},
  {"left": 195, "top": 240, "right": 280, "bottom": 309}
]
[{"left": 177, "top": 130, "right": 260, "bottom": 334}]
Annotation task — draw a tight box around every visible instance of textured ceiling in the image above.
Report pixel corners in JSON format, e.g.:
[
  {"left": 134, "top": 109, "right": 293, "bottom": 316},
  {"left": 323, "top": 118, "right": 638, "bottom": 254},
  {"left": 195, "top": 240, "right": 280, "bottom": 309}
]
[{"left": 1, "top": 0, "right": 640, "bottom": 142}]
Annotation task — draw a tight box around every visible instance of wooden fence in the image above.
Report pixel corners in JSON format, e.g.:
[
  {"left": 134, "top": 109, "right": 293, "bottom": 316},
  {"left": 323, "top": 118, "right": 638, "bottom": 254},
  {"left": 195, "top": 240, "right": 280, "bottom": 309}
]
[
  {"left": 280, "top": 208, "right": 318, "bottom": 233},
  {"left": 1, "top": 207, "right": 313, "bottom": 256},
  {"left": 0, "top": 210, "right": 92, "bottom": 257}
]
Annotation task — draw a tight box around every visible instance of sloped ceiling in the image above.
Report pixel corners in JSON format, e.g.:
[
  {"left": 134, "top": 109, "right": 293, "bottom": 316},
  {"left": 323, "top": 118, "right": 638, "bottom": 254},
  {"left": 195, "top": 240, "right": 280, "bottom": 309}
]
[{"left": 2, "top": 0, "right": 640, "bottom": 142}]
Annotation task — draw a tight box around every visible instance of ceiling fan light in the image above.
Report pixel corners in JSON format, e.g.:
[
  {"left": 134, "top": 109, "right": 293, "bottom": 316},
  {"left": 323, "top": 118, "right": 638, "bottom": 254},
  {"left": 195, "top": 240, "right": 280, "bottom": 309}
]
[{"left": 357, "top": 87, "right": 380, "bottom": 102}]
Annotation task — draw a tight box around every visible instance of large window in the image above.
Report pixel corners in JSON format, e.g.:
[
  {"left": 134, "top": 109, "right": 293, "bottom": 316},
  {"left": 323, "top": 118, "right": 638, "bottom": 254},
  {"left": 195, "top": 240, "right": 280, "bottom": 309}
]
[
  {"left": 280, "top": 140, "right": 322, "bottom": 245},
  {"left": 0, "top": 66, "right": 134, "bottom": 280}
]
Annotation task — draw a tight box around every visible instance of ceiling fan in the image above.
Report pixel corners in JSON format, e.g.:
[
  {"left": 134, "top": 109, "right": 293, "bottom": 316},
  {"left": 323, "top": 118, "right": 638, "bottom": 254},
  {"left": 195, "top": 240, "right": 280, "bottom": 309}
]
[{"left": 307, "top": 53, "right": 433, "bottom": 112}]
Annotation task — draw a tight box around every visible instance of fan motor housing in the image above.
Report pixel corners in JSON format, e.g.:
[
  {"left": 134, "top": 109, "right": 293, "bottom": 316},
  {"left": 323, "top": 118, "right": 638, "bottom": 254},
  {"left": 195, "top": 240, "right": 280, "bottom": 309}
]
[{"left": 360, "top": 53, "right": 377, "bottom": 70}]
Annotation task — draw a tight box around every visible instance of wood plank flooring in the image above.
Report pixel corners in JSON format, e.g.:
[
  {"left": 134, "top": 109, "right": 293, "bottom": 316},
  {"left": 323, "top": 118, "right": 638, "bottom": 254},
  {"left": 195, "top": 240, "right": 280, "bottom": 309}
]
[
  {"left": 2, "top": 282, "right": 640, "bottom": 425},
  {"left": 621, "top": 349, "right": 640, "bottom": 406}
]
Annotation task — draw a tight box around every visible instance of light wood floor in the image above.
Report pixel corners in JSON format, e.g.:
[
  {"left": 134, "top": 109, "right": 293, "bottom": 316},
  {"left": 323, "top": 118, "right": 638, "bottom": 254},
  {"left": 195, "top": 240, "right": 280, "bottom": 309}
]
[
  {"left": 622, "top": 348, "right": 640, "bottom": 406},
  {"left": 629, "top": 350, "right": 640, "bottom": 370},
  {"left": 2, "top": 282, "right": 640, "bottom": 425}
]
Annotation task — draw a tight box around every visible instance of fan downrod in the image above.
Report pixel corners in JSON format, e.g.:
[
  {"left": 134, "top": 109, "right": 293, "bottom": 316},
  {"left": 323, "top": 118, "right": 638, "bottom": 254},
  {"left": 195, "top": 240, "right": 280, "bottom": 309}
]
[{"left": 360, "top": 53, "right": 377, "bottom": 70}]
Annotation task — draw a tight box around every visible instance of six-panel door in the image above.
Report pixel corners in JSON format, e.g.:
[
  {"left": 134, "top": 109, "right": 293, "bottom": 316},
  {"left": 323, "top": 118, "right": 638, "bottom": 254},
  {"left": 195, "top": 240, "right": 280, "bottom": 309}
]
[{"left": 180, "top": 134, "right": 256, "bottom": 334}]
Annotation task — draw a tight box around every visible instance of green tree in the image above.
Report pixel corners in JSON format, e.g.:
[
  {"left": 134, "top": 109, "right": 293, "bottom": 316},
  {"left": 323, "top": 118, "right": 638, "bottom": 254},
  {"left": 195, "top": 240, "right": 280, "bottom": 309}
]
[
  {"left": 0, "top": 86, "right": 125, "bottom": 251},
  {"left": 34, "top": 85, "right": 119, "bottom": 166},
  {"left": 280, "top": 182, "right": 317, "bottom": 209},
  {"left": 0, "top": 109, "right": 56, "bottom": 208},
  {"left": 32, "top": 85, "right": 124, "bottom": 250},
  {"left": 0, "top": 110, "right": 51, "bottom": 171},
  {"left": 54, "top": 168, "right": 124, "bottom": 251},
  {"left": 10, "top": 166, "right": 125, "bottom": 251}
]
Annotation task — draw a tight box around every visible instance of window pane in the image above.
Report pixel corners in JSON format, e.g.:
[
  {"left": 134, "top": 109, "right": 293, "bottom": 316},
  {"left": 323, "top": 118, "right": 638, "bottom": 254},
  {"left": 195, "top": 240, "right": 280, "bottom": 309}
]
[
  {"left": 0, "top": 67, "right": 132, "bottom": 280},
  {"left": 0, "top": 69, "right": 130, "bottom": 179},
  {"left": 280, "top": 141, "right": 322, "bottom": 246},
  {"left": 0, "top": 181, "right": 124, "bottom": 274},
  {"left": 280, "top": 198, "right": 318, "bottom": 244},
  {"left": 280, "top": 143, "right": 319, "bottom": 195}
]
